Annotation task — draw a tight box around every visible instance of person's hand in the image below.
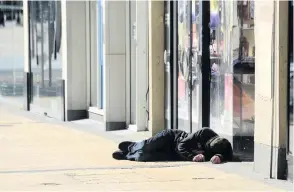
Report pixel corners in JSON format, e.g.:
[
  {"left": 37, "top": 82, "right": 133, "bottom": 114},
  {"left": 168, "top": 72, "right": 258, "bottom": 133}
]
[
  {"left": 192, "top": 154, "right": 205, "bottom": 162},
  {"left": 210, "top": 155, "right": 221, "bottom": 164}
]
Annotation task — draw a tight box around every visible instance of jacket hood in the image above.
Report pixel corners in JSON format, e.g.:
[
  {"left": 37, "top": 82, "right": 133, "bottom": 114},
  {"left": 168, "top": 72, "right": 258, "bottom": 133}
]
[{"left": 205, "top": 136, "right": 232, "bottom": 155}]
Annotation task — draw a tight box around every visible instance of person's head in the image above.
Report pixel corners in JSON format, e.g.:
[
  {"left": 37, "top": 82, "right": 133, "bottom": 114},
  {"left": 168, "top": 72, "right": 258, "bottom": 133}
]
[{"left": 206, "top": 137, "right": 233, "bottom": 161}]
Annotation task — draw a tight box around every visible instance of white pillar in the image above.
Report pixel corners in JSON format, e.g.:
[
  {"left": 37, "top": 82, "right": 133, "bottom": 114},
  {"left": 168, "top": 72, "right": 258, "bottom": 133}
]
[
  {"left": 62, "top": 0, "right": 88, "bottom": 121},
  {"left": 148, "top": 1, "right": 165, "bottom": 135},
  {"left": 135, "top": 0, "right": 149, "bottom": 131},
  {"left": 254, "top": 1, "right": 289, "bottom": 179},
  {"left": 103, "top": 1, "right": 127, "bottom": 131}
]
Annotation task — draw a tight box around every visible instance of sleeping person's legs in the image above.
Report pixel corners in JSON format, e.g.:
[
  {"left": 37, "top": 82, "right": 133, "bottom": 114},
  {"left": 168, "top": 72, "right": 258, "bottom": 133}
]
[{"left": 114, "top": 129, "right": 175, "bottom": 161}]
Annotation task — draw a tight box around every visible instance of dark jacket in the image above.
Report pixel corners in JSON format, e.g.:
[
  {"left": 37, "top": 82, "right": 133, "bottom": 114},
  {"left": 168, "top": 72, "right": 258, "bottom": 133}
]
[{"left": 174, "top": 128, "right": 233, "bottom": 162}]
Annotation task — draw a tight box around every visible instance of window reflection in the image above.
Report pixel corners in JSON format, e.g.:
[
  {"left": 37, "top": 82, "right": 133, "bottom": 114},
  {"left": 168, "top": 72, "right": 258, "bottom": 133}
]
[
  {"left": 209, "top": 0, "right": 255, "bottom": 160},
  {"left": 288, "top": 1, "right": 293, "bottom": 154},
  {"left": 0, "top": 1, "right": 24, "bottom": 103},
  {"left": 29, "top": 1, "right": 63, "bottom": 116},
  {"left": 177, "top": 0, "right": 191, "bottom": 132},
  {"left": 191, "top": 0, "right": 202, "bottom": 132}
]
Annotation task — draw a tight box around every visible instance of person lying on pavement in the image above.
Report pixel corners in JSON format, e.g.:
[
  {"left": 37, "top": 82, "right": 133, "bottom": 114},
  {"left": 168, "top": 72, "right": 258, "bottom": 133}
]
[{"left": 112, "top": 127, "right": 233, "bottom": 164}]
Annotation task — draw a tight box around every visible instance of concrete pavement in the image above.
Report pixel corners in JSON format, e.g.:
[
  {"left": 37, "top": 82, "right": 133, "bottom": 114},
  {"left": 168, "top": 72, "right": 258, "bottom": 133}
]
[{"left": 0, "top": 108, "right": 292, "bottom": 191}]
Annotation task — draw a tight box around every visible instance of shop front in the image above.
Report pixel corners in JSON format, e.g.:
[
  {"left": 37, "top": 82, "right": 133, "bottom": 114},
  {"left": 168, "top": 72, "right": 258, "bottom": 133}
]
[
  {"left": 164, "top": 0, "right": 256, "bottom": 160},
  {"left": 27, "top": 1, "right": 64, "bottom": 120}
]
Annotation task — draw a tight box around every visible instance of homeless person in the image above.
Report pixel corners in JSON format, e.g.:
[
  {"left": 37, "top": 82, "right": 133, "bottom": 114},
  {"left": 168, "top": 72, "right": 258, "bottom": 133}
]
[{"left": 112, "top": 127, "right": 233, "bottom": 164}]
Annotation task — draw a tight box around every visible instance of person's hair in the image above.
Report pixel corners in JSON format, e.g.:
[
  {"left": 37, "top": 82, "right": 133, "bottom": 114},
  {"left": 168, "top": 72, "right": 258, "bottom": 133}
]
[{"left": 209, "top": 137, "right": 233, "bottom": 161}]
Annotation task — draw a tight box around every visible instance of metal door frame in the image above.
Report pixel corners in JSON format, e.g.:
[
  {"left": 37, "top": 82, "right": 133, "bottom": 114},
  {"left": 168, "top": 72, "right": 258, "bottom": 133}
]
[
  {"left": 164, "top": 0, "right": 173, "bottom": 130},
  {"left": 287, "top": 0, "right": 293, "bottom": 156},
  {"left": 201, "top": 1, "right": 211, "bottom": 127},
  {"left": 286, "top": 0, "right": 293, "bottom": 181},
  {"left": 172, "top": 1, "right": 178, "bottom": 130}
]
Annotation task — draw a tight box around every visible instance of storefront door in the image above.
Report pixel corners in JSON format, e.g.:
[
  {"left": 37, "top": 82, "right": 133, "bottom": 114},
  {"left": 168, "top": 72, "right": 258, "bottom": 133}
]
[
  {"left": 164, "top": 0, "right": 256, "bottom": 161},
  {"left": 28, "top": 1, "right": 64, "bottom": 120},
  {"left": 164, "top": 1, "right": 204, "bottom": 133}
]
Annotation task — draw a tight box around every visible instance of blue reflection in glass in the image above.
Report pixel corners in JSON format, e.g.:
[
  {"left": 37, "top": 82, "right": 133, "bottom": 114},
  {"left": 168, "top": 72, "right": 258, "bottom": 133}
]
[{"left": 97, "top": 0, "right": 103, "bottom": 109}]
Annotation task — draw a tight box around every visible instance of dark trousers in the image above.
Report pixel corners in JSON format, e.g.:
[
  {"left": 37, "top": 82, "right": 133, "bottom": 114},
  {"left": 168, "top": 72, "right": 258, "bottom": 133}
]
[{"left": 126, "top": 129, "right": 176, "bottom": 162}]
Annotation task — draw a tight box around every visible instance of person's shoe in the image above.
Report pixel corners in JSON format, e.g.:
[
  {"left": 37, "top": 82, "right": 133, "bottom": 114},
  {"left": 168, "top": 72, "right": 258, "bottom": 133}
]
[
  {"left": 112, "top": 150, "right": 127, "bottom": 160},
  {"left": 118, "top": 141, "right": 133, "bottom": 152}
]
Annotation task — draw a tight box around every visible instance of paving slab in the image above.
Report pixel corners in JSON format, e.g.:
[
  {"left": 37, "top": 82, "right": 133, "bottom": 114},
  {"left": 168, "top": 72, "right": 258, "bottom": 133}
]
[
  {"left": 0, "top": 108, "right": 291, "bottom": 191},
  {"left": 0, "top": 165, "right": 287, "bottom": 191}
]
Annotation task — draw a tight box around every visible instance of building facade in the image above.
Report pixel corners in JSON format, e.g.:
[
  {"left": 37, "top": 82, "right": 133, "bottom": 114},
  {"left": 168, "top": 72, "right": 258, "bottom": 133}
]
[
  {"left": 0, "top": 0, "right": 292, "bottom": 182},
  {"left": 23, "top": 0, "right": 149, "bottom": 132}
]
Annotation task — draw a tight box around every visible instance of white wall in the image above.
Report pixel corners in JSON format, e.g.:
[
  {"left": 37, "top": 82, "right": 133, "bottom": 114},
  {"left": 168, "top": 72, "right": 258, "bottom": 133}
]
[{"left": 59, "top": 0, "right": 148, "bottom": 129}]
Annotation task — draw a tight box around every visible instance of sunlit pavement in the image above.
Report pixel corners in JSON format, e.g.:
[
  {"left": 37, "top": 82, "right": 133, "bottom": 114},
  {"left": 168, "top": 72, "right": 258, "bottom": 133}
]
[{"left": 0, "top": 107, "right": 291, "bottom": 191}]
